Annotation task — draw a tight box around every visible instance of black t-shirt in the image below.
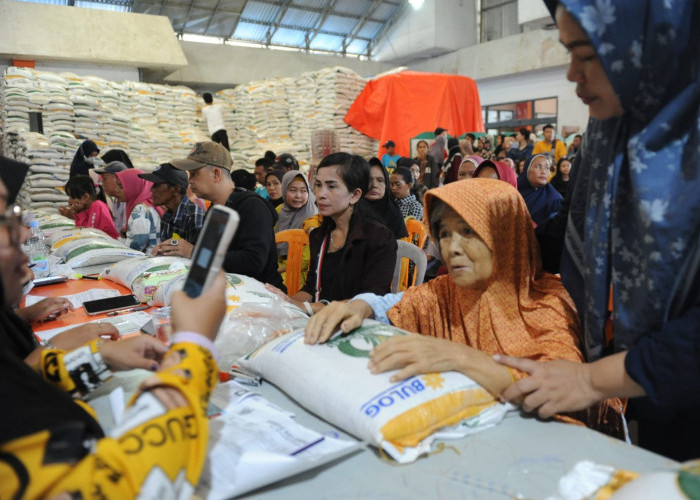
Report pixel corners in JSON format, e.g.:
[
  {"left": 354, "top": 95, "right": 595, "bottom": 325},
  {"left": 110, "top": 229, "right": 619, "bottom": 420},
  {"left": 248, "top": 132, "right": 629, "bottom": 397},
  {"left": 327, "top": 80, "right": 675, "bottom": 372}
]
[{"left": 318, "top": 249, "right": 343, "bottom": 301}]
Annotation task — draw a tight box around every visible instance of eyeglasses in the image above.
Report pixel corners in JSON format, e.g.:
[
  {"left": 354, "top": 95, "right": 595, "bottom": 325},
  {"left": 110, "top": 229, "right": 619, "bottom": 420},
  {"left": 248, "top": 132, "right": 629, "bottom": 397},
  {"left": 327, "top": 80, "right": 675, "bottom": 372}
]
[
  {"left": 0, "top": 205, "right": 23, "bottom": 247},
  {"left": 531, "top": 163, "right": 550, "bottom": 172}
]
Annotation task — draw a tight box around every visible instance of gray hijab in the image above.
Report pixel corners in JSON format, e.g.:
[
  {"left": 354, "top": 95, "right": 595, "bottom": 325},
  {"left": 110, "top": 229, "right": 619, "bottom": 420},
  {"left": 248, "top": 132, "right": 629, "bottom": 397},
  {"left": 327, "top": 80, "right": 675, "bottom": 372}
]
[{"left": 276, "top": 171, "right": 317, "bottom": 256}]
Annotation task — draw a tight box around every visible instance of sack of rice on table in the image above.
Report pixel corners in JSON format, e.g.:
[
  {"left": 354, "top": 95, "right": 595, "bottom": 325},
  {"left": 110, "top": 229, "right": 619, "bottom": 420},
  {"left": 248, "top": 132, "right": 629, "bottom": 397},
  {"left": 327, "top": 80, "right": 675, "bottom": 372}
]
[
  {"left": 101, "top": 256, "right": 190, "bottom": 288},
  {"left": 48, "top": 227, "right": 113, "bottom": 250},
  {"left": 239, "top": 322, "right": 510, "bottom": 463},
  {"left": 54, "top": 237, "right": 144, "bottom": 268},
  {"left": 34, "top": 214, "right": 75, "bottom": 237}
]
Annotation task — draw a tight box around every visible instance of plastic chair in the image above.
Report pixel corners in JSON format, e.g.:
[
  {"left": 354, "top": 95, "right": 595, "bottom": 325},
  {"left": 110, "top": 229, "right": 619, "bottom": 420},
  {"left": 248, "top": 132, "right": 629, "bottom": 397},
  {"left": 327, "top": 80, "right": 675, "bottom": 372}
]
[
  {"left": 405, "top": 218, "right": 429, "bottom": 248},
  {"left": 391, "top": 240, "right": 428, "bottom": 294},
  {"left": 275, "top": 229, "right": 309, "bottom": 296}
]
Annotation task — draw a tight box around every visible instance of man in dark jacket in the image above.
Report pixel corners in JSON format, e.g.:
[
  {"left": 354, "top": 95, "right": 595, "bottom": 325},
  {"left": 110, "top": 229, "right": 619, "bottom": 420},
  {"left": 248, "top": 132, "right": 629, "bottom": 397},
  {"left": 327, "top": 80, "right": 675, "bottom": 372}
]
[{"left": 167, "top": 142, "right": 285, "bottom": 291}]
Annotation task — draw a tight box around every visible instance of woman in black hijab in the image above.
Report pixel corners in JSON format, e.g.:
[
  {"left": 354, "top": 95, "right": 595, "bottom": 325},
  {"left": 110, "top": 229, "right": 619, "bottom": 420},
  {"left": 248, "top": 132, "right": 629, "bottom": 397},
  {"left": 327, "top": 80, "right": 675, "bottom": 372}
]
[
  {"left": 100, "top": 148, "right": 134, "bottom": 169},
  {"left": 69, "top": 140, "right": 100, "bottom": 178},
  {"left": 364, "top": 158, "right": 408, "bottom": 239}
]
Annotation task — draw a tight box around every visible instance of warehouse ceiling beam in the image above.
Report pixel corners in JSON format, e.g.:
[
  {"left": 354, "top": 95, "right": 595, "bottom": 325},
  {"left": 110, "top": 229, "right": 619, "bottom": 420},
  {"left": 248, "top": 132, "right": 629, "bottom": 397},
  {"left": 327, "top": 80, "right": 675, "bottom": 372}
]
[
  {"left": 203, "top": 0, "right": 224, "bottom": 36},
  {"left": 345, "top": 0, "right": 383, "bottom": 46},
  {"left": 369, "top": 0, "right": 407, "bottom": 57},
  {"left": 307, "top": 0, "right": 340, "bottom": 44},
  {"left": 238, "top": 0, "right": 387, "bottom": 24},
  {"left": 236, "top": 17, "right": 371, "bottom": 42},
  {"left": 267, "top": 0, "right": 294, "bottom": 41},
  {"left": 227, "top": 1, "right": 247, "bottom": 40},
  {"left": 180, "top": 0, "right": 197, "bottom": 35}
]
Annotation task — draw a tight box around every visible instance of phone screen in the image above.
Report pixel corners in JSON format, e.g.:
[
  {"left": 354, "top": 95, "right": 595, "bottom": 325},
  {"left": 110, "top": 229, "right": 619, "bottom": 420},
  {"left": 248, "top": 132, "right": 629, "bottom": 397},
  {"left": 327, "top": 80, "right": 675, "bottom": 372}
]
[
  {"left": 83, "top": 295, "right": 141, "bottom": 315},
  {"left": 184, "top": 209, "right": 229, "bottom": 297}
]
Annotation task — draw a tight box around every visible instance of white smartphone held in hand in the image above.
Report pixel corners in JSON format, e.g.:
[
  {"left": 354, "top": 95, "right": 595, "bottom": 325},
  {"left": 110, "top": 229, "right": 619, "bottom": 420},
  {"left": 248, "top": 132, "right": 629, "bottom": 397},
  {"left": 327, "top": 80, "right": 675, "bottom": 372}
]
[{"left": 183, "top": 205, "right": 239, "bottom": 298}]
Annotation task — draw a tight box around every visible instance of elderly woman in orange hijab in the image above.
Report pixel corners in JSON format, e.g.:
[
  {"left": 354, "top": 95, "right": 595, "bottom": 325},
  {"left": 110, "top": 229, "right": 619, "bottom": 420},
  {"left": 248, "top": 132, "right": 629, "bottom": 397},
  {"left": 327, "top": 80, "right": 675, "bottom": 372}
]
[{"left": 306, "top": 178, "right": 622, "bottom": 434}]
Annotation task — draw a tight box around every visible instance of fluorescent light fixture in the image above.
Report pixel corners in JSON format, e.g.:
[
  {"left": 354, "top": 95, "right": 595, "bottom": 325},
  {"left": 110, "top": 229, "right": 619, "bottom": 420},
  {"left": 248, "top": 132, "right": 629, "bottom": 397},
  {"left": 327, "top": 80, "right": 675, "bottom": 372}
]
[
  {"left": 181, "top": 33, "right": 224, "bottom": 44},
  {"left": 409, "top": 0, "right": 424, "bottom": 9}
]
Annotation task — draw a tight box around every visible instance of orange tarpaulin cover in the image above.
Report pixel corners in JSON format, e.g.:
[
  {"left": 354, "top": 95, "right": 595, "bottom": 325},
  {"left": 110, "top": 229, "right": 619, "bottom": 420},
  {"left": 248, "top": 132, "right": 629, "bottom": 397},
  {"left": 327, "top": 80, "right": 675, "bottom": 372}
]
[{"left": 344, "top": 71, "right": 485, "bottom": 158}]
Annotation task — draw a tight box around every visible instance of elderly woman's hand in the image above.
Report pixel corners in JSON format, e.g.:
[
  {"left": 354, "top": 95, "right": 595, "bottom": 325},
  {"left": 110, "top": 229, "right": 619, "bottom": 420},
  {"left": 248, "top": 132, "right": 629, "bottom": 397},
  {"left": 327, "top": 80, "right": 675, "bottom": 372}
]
[
  {"left": 368, "top": 335, "right": 468, "bottom": 382},
  {"left": 304, "top": 300, "right": 373, "bottom": 344}
]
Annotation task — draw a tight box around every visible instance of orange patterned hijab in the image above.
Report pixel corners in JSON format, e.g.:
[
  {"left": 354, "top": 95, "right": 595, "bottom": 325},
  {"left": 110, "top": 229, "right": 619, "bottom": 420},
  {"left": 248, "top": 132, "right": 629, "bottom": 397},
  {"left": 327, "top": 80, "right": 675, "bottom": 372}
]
[{"left": 387, "top": 178, "right": 583, "bottom": 365}]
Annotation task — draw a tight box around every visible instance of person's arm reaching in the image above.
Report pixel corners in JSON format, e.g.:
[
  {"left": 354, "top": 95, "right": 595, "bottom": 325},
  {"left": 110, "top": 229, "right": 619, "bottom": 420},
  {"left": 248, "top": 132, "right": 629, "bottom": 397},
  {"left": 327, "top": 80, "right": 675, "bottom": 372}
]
[{"left": 1, "top": 273, "right": 227, "bottom": 500}]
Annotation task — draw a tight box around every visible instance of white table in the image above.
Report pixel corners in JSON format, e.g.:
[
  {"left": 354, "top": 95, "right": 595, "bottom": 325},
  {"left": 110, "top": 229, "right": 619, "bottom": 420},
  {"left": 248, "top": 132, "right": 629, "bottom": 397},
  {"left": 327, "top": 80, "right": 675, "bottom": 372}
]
[{"left": 235, "top": 383, "right": 676, "bottom": 499}]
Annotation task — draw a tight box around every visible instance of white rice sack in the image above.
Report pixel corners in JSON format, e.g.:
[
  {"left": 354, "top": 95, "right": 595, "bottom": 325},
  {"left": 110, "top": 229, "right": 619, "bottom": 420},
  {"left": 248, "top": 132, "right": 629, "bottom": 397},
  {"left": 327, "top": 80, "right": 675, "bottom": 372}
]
[
  {"left": 101, "top": 256, "right": 189, "bottom": 288},
  {"left": 35, "top": 214, "right": 75, "bottom": 236},
  {"left": 239, "top": 322, "right": 508, "bottom": 463},
  {"left": 55, "top": 237, "right": 144, "bottom": 267},
  {"left": 48, "top": 227, "right": 113, "bottom": 250}
]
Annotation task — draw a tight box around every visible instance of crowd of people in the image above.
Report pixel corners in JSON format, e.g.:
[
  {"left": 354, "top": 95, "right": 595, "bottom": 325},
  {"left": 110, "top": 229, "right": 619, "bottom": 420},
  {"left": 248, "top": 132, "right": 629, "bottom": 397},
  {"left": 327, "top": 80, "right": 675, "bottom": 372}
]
[{"left": 0, "top": 0, "right": 698, "bottom": 496}]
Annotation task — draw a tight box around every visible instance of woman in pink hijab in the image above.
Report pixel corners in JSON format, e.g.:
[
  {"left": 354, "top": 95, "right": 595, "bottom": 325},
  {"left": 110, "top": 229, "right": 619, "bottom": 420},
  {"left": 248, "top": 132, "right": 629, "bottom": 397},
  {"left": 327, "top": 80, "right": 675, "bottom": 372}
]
[
  {"left": 473, "top": 159, "right": 518, "bottom": 189},
  {"left": 114, "top": 169, "right": 161, "bottom": 252}
]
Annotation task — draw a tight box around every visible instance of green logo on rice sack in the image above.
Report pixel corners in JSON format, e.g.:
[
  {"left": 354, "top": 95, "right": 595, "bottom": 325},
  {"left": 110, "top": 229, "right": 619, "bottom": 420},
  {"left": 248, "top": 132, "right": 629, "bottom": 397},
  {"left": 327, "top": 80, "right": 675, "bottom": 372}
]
[
  {"left": 327, "top": 324, "right": 403, "bottom": 358},
  {"left": 65, "top": 242, "right": 126, "bottom": 260}
]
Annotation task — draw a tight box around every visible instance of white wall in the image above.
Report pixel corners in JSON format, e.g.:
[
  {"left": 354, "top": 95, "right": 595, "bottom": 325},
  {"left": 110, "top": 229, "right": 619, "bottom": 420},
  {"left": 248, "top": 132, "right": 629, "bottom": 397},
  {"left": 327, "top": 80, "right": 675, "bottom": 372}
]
[
  {"left": 476, "top": 66, "right": 589, "bottom": 133},
  {"left": 164, "top": 41, "right": 395, "bottom": 87},
  {"left": 373, "top": 0, "right": 477, "bottom": 63},
  {"left": 0, "top": 0, "right": 186, "bottom": 70}
]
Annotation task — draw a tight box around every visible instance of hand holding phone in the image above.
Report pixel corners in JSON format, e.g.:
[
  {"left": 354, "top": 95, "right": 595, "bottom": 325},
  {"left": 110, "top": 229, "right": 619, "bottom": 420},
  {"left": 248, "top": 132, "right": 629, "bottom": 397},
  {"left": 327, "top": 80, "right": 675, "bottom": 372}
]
[{"left": 182, "top": 205, "right": 239, "bottom": 298}]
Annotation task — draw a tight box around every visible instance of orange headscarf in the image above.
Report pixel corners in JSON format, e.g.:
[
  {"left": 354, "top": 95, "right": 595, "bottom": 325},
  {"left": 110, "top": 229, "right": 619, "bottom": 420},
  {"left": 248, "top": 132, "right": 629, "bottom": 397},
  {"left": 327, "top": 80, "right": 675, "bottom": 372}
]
[
  {"left": 387, "top": 179, "right": 624, "bottom": 436},
  {"left": 387, "top": 178, "right": 583, "bottom": 369}
]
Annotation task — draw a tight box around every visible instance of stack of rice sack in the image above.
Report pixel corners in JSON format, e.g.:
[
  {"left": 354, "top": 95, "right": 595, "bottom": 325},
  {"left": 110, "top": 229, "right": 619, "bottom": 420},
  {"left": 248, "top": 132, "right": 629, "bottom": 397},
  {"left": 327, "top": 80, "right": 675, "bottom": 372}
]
[
  {"left": 227, "top": 85, "right": 259, "bottom": 168},
  {"left": 287, "top": 71, "right": 317, "bottom": 150},
  {"left": 13, "top": 132, "right": 69, "bottom": 211},
  {"left": 314, "top": 66, "right": 378, "bottom": 159},
  {"left": 36, "top": 72, "right": 75, "bottom": 138},
  {"left": 1, "top": 67, "right": 34, "bottom": 152},
  {"left": 239, "top": 322, "right": 510, "bottom": 463},
  {"left": 214, "top": 66, "right": 375, "bottom": 170}
]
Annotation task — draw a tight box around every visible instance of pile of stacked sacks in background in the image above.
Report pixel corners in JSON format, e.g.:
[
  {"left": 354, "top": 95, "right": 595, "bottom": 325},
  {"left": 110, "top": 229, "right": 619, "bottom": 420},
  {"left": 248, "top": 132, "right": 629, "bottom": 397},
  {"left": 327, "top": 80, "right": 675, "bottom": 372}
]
[
  {"left": 0, "top": 66, "right": 208, "bottom": 212},
  {"left": 211, "top": 66, "right": 378, "bottom": 171}
]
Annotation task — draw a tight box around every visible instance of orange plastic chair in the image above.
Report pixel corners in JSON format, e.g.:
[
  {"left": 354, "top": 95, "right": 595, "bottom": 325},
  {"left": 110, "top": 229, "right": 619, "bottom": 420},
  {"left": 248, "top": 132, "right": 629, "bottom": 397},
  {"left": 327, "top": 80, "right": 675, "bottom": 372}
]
[
  {"left": 405, "top": 218, "right": 429, "bottom": 248},
  {"left": 275, "top": 229, "right": 309, "bottom": 296},
  {"left": 397, "top": 219, "right": 430, "bottom": 291}
]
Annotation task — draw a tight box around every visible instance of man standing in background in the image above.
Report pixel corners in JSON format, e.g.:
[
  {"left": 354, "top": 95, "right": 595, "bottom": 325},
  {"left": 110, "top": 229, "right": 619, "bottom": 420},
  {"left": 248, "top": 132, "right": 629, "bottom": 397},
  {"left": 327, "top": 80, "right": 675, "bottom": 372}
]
[{"left": 201, "top": 92, "right": 229, "bottom": 151}]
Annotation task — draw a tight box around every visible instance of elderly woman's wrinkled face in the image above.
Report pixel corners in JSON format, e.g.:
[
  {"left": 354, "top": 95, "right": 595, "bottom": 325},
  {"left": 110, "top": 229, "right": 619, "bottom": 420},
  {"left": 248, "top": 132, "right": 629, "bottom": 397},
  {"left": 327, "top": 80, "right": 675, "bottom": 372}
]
[
  {"left": 365, "top": 166, "right": 386, "bottom": 201},
  {"left": 438, "top": 207, "right": 492, "bottom": 288},
  {"left": 557, "top": 6, "right": 624, "bottom": 120},
  {"left": 528, "top": 156, "right": 551, "bottom": 188}
]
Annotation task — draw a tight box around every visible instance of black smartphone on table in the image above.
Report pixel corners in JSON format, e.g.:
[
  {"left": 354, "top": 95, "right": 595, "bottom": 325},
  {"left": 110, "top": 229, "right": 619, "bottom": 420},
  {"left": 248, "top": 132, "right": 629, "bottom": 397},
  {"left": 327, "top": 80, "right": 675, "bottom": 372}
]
[{"left": 83, "top": 294, "right": 141, "bottom": 316}]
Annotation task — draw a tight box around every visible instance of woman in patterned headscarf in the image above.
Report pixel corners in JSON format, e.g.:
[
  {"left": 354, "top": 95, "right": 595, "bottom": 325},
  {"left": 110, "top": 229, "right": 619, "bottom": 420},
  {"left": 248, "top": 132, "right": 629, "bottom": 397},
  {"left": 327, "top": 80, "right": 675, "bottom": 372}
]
[
  {"left": 497, "top": 0, "right": 700, "bottom": 460},
  {"left": 305, "top": 179, "right": 624, "bottom": 436}
]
